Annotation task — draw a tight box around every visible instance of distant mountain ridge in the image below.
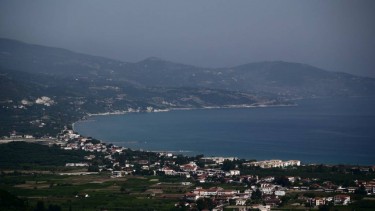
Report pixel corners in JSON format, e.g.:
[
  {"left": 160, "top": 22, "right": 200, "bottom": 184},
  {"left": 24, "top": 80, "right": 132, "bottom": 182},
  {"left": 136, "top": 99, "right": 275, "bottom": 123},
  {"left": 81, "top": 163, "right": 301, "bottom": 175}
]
[
  {"left": 2, "top": 38, "right": 375, "bottom": 136},
  {"left": 1, "top": 37, "right": 375, "bottom": 98}
]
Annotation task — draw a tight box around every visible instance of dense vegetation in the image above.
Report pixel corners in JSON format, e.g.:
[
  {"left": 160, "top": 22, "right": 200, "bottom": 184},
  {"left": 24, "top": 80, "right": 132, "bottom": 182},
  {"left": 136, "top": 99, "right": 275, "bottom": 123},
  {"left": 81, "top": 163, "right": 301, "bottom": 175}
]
[
  {"left": 0, "top": 174, "right": 181, "bottom": 211},
  {"left": 0, "top": 189, "right": 28, "bottom": 211},
  {"left": 0, "top": 142, "right": 88, "bottom": 169}
]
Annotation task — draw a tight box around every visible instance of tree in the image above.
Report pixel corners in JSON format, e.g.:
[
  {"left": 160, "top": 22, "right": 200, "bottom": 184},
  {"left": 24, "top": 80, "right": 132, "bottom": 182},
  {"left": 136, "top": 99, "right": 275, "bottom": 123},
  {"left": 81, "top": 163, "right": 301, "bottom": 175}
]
[
  {"left": 275, "top": 176, "right": 291, "bottom": 187},
  {"left": 195, "top": 154, "right": 204, "bottom": 160},
  {"left": 251, "top": 188, "right": 262, "bottom": 203},
  {"left": 280, "top": 195, "right": 291, "bottom": 206},
  {"left": 47, "top": 204, "right": 62, "bottom": 211},
  {"left": 0, "top": 189, "right": 26, "bottom": 210},
  {"left": 120, "top": 186, "right": 125, "bottom": 193},
  {"left": 196, "top": 160, "right": 205, "bottom": 168},
  {"left": 175, "top": 155, "right": 190, "bottom": 165},
  {"left": 229, "top": 198, "right": 236, "bottom": 205},
  {"left": 196, "top": 198, "right": 214, "bottom": 210},
  {"left": 355, "top": 185, "right": 367, "bottom": 195},
  {"left": 303, "top": 192, "right": 316, "bottom": 198},
  {"left": 245, "top": 199, "right": 251, "bottom": 210},
  {"left": 221, "top": 159, "right": 235, "bottom": 171},
  {"left": 34, "top": 201, "right": 45, "bottom": 211},
  {"left": 88, "top": 165, "right": 99, "bottom": 172},
  {"left": 318, "top": 204, "right": 331, "bottom": 211}
]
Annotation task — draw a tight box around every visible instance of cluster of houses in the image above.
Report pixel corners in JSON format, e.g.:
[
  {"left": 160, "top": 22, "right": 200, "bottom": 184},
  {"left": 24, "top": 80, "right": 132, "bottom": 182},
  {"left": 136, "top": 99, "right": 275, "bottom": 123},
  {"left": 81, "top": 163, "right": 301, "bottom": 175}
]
[
  {"left": 356, "top": 179, "right": 375, "bottom": 195},
  {"left": 4, "top": 130, "right": 51, "bottom": 140},
  {"left": 181, "top": 172, "right": 364, "bottom": 209},
  {"left": 58, "top": 129, "right": 125, "bottom": 153},
  {"left": 160, "top": 161, "right": 240, "bottom": 179},
  {"left": 308, "top": 195, "right": 351, "bottom": 206},
  {"left": 184, "top": 182, "right": 286, "bottom": 208},
  {"left": 166, "top": 163, "right": 374, "bottom": 209},
  {"left": 245, "top": 159, "right": 301, "bottom": 168}
]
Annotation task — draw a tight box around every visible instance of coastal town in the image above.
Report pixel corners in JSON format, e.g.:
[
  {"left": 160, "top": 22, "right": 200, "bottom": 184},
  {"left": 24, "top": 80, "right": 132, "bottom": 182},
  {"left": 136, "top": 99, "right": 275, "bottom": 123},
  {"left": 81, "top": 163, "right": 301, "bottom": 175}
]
[{"left": 1, "top": 128, "right": 374, "bottom": 211}]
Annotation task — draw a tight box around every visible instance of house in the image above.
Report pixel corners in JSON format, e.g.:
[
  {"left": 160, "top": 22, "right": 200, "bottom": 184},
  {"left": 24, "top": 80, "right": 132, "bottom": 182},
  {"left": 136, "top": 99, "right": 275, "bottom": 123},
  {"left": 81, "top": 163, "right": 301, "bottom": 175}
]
[
  {"left": 112, "top": 171, "right": 129, "bottom": 177},
  {"left": 274, "top": 190, "right": 285, "bottom": 196},
  {"left": 230, "top": 170, "right": 240, "bottom": 176},
  {"left": 181, "top": 182, "right": 191, "bottom": 186},
  {"left": 235, "top": 198, "right": 248, "bottom": 206},
  {"left": 65, "top": 162, "right": 89, "bottom": 167},
  {"left": 84, "top": 155, "right": 96, "bottom": 160},
  {"left": 161, "top": 167, "right": 175, "bottom": 175},
  {"left": 218, "top": 189, "right": 239, "bottom": 196},
  {"left": 312, "top": 197, "right": 326, "bottom": 206},
  {"left": 201, "top": 157, "right": 237, "bottom": 164},
  {"left": 198, "top": 174, "right": 208, "bottom": 183},
  {"left": 251, "top": 204, "right": 271, "bottom": 211},
  {"left": 259, "top": 183, "right": 276, "bottom": 194},
  {"left": 246, "top": 159, "right": 300, "bottom": 168},
  {"left": 334, "top": 195, "right": 350, "bottom": 205},
  {"left": 263, "top": 176, "right": 275, "bottom": 182},
  {"left": 347, "top": 187, "right": 356, "bottom": 193},
  {"left": 185, "top": 192, "right": 198, "bottom": 201},
  {"left": 193, "top": 187, "right": 238, "bottom": 198},
  {"left": 263, "top": 195, "right": 282, "bottom": 207},
  {"left": 244, "top": 189, "right": 253, "bottom": 195},
  {"left": 180, "top": 162, "right": 198, "bottom": 172},
  {"left": 141, "top": 165, "right": 149, "bottom": 170},
  {"left": 137, "top": 160, "right": 149, "bottom": 165},
  {"left": 287, "top": 176, "right": 298, "bottom": 183}
]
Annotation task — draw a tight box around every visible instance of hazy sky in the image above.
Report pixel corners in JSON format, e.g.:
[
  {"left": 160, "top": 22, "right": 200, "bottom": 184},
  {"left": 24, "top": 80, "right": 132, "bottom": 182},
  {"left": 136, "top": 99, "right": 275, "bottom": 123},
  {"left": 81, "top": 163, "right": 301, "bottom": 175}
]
[{"left": 1, "top": 0, "right": 374, "bottom": 77}]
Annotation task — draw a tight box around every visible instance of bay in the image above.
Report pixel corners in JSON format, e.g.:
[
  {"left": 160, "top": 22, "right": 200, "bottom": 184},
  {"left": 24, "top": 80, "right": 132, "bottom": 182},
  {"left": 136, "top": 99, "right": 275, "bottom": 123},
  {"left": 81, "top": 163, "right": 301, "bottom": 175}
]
[{"left": 74, "top": 97, "right": 375, "bottom": 165}]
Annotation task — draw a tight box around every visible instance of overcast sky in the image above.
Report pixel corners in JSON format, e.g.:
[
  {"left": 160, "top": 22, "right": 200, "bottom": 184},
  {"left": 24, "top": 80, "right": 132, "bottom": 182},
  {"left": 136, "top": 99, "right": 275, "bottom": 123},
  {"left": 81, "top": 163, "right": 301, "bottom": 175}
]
[{"left": 1, "top": 0, "right": 374, "bottom": 77}]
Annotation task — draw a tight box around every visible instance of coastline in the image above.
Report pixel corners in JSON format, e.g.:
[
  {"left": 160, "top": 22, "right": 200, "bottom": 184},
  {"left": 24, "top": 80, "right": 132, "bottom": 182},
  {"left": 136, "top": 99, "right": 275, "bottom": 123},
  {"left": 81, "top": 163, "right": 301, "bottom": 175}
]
[
  {"left": 72, "top": 103, "right": 296, "bottom": 131},
  {"left": 72, "top": 102, "right": 302, "bottom": 162},
  {"left": 71, "top": 97, "right": 375, "bottom": 166}
]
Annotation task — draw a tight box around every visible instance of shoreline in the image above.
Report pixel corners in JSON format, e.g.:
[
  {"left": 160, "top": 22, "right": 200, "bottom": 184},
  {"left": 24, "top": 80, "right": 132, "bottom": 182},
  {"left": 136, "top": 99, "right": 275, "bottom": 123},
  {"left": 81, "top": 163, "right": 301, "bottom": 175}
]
[
  {"left": 71, "top": 103, "right": 302, "bottom": 163},
  {"left": 2, "top": 137, "right": 372, "bottom": 166},
  {"left": 72, "top": 103, "right": 296, "bottom": 131}
]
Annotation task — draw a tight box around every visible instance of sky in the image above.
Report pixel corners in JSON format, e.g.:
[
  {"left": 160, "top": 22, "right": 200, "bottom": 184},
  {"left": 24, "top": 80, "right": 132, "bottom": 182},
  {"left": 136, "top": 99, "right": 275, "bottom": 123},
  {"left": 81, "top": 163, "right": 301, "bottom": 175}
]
[{"left": 0, "top": 0, "right": 374, "bottom": 77}]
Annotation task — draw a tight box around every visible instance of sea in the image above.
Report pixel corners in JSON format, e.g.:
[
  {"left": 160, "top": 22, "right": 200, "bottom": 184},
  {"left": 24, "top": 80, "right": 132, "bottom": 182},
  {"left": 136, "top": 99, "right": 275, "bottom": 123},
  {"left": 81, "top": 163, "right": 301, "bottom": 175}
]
[{"left": 74, "top": 97, "right": 375, "bottom": 165}]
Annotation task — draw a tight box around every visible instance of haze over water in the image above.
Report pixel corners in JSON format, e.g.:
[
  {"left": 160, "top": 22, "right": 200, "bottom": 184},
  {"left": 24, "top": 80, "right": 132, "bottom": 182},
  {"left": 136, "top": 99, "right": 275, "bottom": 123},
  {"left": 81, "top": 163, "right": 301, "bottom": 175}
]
[{"left": 75, "top": 97, "right": 375, "bottom": 165}]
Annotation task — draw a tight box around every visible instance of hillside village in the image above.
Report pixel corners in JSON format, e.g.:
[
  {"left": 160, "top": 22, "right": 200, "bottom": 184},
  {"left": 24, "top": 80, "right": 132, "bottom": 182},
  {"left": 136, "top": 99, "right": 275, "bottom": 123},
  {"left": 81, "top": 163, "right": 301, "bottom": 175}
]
[{"left": 31, "top": 128, "right": 373, "bottom": 210}]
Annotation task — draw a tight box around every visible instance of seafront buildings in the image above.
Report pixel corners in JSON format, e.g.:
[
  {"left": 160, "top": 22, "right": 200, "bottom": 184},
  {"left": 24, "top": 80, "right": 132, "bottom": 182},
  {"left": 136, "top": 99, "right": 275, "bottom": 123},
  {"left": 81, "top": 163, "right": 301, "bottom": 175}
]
[{"left": 246, "top": 159, "right": 301, "bottom": 168}]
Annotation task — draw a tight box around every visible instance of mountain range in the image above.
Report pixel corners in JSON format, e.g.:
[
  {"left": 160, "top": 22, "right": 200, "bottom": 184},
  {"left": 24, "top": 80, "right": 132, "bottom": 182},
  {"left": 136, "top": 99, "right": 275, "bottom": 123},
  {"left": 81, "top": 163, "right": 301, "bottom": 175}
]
[
  {"left": 1, "top": 38, "right": 375, "bottom": 136},
  {"left": 2, "top": 38, "right": 375, "bottom": 98}
]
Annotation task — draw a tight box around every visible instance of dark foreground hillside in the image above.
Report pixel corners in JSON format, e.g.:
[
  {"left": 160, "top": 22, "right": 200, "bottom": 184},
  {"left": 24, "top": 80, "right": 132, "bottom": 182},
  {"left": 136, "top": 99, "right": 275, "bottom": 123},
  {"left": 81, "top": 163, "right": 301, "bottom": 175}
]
[{"left": 0, "top": 142, "right": 87, "bottom": 169}]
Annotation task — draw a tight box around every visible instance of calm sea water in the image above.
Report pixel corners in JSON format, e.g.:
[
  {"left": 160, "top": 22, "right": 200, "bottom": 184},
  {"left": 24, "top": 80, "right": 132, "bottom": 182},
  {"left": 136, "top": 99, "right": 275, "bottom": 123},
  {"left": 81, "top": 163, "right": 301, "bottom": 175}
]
[{"left": 75, "top": 97, "right": 375, "bottom": 165}]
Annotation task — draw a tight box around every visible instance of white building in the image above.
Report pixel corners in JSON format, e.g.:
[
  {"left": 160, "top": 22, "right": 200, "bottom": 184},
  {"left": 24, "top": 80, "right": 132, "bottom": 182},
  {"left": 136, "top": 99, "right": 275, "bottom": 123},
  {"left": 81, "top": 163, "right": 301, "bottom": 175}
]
[
  {"left": 246, "top": 160, "right": 300, "bottom": 168},
  {"left": 230, "top": 170, "right": 241, "bottom": 176}
]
